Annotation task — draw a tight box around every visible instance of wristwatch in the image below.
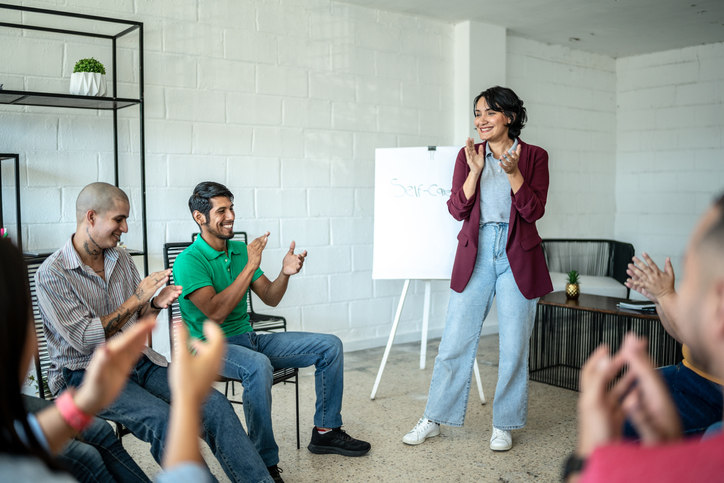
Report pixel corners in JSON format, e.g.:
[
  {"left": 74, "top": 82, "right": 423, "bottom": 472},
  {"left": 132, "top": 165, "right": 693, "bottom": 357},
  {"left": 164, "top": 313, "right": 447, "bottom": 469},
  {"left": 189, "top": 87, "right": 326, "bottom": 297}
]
[{"left": 561, "top": 452, "right": 586, "bottom": 481}]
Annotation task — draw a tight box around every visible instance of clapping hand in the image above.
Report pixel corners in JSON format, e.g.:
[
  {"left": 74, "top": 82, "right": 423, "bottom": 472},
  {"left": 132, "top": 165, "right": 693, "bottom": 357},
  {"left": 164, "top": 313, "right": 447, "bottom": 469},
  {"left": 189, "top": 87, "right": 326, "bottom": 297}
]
[
  {"left": 247, "top": 232, "right": 270, "bottom": 271},
  {"left": 282, "top": 241, "right": 307, "bottom": 276},
  {"left": 170, "top": 321, "right": 225, "bottom": 407},
  {"left": 499, "top": 144, "right": 521, "bottom": 175},
  {"left": 617, "top": 335, "right": 682, "bottom": 445},
  {"left": 626, "top": 253, "right": 675, "bottom": 304},
  {"left": 136, "top": 269, "right": 172, "bottom": 304},
  {"left": 154, "top": 284, "right": 183, "bottom": 309},
  {"left": 464, "top": 137, "right": 485, "bottom": 174},
  {"left": 576, "top": 334, "right": 682, "bottom": 458},
  {"left": 73, "top": 314, "right": 156, "bottom": 415}
]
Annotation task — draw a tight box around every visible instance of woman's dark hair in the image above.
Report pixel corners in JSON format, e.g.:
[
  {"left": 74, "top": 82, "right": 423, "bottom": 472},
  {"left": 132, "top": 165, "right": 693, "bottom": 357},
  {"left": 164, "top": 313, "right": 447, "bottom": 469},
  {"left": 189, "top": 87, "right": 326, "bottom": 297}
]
[
  {"left": 473, "top": 86, "right": 527, "bottom": 139},
  {"left": 0, "top": 239, "right": 58, "bottom": 468},
  {"left": 188, "top": 181, "right": 234, "bottom": 225}
]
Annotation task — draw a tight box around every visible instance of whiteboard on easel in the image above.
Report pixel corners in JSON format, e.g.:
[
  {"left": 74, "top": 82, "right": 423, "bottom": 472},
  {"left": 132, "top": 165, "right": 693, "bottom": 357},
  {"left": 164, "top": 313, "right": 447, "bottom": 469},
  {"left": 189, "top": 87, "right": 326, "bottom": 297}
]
[{"left": 372, "top": 146, "right": 463, "bottom": 280}]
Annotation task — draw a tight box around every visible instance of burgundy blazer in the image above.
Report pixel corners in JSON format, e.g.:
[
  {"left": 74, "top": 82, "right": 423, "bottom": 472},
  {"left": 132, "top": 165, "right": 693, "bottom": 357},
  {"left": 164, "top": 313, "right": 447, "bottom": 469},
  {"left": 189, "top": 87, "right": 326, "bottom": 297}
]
[{"left": 447, "top": 139, "right": 553, "bottom": 299}]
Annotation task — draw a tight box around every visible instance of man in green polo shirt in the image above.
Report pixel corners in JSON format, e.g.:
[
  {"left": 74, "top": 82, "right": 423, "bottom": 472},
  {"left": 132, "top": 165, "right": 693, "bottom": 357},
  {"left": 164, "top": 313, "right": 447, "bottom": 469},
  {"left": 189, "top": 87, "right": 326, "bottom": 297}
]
[{"left": 173, "top": 182, "right": 371, "bottom": 483}]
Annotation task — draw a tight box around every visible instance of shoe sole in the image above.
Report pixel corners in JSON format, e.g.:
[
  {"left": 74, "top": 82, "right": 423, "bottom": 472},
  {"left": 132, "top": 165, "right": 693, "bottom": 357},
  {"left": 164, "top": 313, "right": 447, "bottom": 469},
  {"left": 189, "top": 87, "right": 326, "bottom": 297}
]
[
  {"left": 490, "top": 441, "right": 512, "bottom": 451},
  {"left": 402, "top": 428, "right": 440, "bottom": 445},
  {"left": 490, "top": 445, "right": 512, "bottom": 451},
  {"left": 307, "top": 444, "right": 370, "bottom": 457}
]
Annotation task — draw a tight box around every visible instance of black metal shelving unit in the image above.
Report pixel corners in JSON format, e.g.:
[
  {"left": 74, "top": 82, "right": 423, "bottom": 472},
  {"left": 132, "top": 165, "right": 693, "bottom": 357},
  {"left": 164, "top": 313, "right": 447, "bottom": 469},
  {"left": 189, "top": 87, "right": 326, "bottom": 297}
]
[
  {"left": 0, "top": 153, "right": 21, "bottom": 249},
  {"left": 0, "top": 3, "right": 148, "bottom": 274}
]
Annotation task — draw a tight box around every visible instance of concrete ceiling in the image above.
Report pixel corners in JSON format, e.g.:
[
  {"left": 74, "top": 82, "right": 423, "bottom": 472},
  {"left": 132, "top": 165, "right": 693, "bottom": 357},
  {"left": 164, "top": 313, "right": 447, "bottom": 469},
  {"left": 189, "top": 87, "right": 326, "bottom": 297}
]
[{"left": 341, "top": 0, "right": 724, "bottom": 58}]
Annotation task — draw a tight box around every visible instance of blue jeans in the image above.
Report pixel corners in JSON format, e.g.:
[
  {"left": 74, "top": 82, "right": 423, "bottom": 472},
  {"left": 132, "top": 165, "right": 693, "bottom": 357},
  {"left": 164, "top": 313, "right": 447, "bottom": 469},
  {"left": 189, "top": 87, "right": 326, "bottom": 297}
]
[
  {"left": 24, "top": 395, "right": 148, "bottom": 482},
  {"left": 623, "top": 362, "right": 723, "bottom": 438},
  {"left": 424, "top": 223, "right": 538, "bottom": 429},
  {"left": 62, "top": 356, "right": 273, "bottom": 483},
  {"left": 223, "top": 331, "right": 344, "bottom": 466}
]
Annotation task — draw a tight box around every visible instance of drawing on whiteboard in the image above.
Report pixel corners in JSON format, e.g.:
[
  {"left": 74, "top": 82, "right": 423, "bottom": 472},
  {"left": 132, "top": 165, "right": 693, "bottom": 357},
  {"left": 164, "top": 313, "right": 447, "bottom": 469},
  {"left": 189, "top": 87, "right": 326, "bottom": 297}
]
[
  {"left": 390, "top": 178, "right": 451, "bottom": 198},
  {"left": 373, "top": 146, "right": 462, "bottom": 280}
]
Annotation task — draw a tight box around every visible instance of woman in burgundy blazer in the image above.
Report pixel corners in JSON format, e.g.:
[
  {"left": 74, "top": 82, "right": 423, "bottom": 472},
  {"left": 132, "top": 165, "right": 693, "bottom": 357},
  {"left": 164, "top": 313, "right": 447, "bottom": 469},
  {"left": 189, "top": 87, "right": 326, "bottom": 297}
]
[
  {"left": 403, "top": 86, "right": 552, "bottom": 452},
  {"left": 448, "top": 137, "right": 553, "bottom": 298}
]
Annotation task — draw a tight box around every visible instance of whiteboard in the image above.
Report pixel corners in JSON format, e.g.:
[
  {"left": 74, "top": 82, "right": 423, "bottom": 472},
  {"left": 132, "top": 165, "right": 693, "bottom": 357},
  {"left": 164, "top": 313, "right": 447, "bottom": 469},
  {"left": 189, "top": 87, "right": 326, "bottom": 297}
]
[{"left": 372, "top": 146, "right": 463, "bottom": 280}]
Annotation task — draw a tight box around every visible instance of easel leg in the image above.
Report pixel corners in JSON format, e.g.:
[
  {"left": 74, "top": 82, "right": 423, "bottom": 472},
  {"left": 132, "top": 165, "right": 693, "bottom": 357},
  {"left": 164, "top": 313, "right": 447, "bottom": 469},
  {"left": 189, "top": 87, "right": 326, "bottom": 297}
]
[
  {"left": 370, "top": 279, "right": 410, "bottom": 400},
  {"left": 420, "top": 280, "right": 431, "bottom": 369}
]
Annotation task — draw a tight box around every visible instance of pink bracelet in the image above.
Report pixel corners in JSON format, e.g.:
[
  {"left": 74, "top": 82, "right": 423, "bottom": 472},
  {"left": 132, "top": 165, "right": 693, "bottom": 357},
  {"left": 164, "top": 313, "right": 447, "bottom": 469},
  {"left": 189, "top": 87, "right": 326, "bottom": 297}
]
[{"left": 55, "top": 390, "right": 93, "bottom": 433}]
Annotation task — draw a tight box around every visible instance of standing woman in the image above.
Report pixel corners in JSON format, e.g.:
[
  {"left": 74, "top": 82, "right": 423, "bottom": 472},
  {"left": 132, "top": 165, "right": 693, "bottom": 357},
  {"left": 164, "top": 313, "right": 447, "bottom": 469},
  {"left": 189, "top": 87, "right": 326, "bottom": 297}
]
[{"left": 402, "top": 86, "right": 552, "bottom": 451}]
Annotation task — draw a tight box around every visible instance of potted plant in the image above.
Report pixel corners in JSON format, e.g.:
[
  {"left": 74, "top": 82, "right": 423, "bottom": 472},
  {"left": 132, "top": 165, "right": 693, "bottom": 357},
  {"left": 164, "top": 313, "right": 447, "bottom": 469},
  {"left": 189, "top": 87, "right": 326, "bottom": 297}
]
[
  {"left": 69, "top": 57, "right": 107, "bottom": 96},
  {"left": 565, "top": 270, "right": 580, "bottom": 300}
]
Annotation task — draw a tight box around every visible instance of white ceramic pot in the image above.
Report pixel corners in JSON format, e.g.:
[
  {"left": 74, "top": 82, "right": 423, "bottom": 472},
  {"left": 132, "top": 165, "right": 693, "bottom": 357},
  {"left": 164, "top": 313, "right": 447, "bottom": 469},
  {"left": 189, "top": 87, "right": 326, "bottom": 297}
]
[{"left": 69, "top": 72, "right": 107, "bottom": 96}]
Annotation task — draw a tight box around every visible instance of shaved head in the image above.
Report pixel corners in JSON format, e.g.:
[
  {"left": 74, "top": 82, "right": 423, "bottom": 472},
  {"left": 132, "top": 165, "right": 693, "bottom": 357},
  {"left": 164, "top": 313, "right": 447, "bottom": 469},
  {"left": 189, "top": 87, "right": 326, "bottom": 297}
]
[
  {"left": 76, "top": 182, "right": 129, "bottom": 225},
  {"left": 677, "top": 192, "right": 724, "bottom": 378}
]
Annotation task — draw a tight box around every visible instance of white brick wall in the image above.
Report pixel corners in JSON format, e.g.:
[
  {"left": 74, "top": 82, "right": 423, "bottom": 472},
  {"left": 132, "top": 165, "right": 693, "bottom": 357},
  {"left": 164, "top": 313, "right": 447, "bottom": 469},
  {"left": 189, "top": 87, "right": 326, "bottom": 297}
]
[
  {"left": 615, "top": 42, "right": 724, "bottom": 289},
  {"left": 506, "top": 36, "right": 618, "bottom": 239},
  {"left": 0, "top": 0, "right": 454, "bottom": 356},
  {"left": 4, "top": 1, "right": 720, "bottom": 357}
]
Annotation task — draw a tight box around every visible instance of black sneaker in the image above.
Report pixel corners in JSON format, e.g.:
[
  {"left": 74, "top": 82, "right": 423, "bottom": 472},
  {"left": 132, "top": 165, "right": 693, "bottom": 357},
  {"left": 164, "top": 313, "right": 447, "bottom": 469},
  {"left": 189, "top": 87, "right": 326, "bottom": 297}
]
[
  {"left": 307, "top": 427, "right": 371, "bottom": 457},
  {"left": 267, "top": 465, "right": 284, "bottom": 483}
]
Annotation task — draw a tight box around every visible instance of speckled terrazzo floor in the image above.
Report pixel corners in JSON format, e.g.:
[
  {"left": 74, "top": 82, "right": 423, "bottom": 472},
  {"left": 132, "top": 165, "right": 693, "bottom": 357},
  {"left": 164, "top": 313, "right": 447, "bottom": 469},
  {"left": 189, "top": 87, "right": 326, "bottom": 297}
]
[{"left": 122, "top": 335, "right": 578, "bottom": 482}]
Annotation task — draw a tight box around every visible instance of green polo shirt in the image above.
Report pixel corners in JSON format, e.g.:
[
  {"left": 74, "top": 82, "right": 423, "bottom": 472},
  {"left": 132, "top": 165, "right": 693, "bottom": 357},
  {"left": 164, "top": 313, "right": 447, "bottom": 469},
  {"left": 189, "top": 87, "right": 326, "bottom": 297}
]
[{"left": 173, "top": 236, "right": 264, "bottom": 340}]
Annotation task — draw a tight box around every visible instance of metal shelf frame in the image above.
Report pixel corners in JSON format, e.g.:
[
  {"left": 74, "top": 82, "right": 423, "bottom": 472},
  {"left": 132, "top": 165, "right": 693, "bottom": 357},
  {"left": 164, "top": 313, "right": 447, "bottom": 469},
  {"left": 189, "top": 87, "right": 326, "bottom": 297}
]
[
  {"left": 0, "top": 3, "right": 148, "bottom": 274},
  {"left": 0, "top": 153, "right": 21, "bottom": 249}
]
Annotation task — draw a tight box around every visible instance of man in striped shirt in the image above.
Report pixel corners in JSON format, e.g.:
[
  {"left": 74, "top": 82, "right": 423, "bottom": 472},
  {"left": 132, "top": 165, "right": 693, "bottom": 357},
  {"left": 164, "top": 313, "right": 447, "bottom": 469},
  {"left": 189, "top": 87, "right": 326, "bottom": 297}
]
[{"left": 36, "top": 182, "right": 275, "bottom": 483}]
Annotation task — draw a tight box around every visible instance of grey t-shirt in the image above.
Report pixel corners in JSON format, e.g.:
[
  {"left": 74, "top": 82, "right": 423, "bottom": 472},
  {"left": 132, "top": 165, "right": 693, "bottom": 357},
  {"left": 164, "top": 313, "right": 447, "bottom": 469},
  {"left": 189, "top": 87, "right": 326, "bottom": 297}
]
[{"left": 480, "top": 138, "right": 518, "bottom": 224}]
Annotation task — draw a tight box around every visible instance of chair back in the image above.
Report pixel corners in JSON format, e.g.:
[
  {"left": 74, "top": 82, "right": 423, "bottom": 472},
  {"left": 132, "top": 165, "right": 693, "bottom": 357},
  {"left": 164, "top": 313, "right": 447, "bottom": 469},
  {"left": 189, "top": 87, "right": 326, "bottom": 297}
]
[
  {"left": 27, "top": 256, "right": 52, "bottom": 399},
  {"left": 163, "top": 242, "right": 192, "bottom": 344},
  {"left": 541, "top": 238, "right": 635, "bottom": 297}
]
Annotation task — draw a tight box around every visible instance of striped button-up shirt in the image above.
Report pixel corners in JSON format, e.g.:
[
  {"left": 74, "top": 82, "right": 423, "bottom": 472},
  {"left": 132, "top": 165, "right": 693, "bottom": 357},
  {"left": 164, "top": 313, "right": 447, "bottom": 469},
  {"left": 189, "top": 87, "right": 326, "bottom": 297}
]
[{"left": 36, "top": 237, "right": 167, "bottom": 394}]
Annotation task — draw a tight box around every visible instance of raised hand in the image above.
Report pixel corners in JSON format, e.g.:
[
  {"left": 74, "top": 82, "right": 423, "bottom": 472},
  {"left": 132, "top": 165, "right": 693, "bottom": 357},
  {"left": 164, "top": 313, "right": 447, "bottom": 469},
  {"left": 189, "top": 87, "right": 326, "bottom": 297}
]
[
  {"left": 135, "top": 269, "right": 172, "bottom": 304},
  {"left": 282, "top": 241, "right": 307, "bottom": 276},
  {"left": 617, "top": 334, "right": 682, "bottom": 445},
  {"left": 247, "top": 232, "right": 270, "bottom": 271},
  {"left": 576, "top": 344, "right": 627, "bottom": 457},
  {"left": 170, "top": 321, "right": 225, "bottom": 407},
  {"left": 73, "top": 315, "right": 156, "bottom": 415},
  {"left": 464, "top": 137, "right": 485, "bottom": 174},
  {"left": 625, "top": 253, "right": 675, "bottom": 303},
  {"left": 499, "top": 144, "right": 521, "bottom": 175}
]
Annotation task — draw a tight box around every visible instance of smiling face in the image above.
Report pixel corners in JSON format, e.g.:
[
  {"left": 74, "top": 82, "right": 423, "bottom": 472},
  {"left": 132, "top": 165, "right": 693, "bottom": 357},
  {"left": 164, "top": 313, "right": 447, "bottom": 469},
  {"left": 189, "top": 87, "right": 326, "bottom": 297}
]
[
  {"left": 198, "top": 196, "right": 235, "bottom": 241},
  {"left": 89, "top": 197, "right": 129, "bottom": 249},
  {"left": 474, "top": 97, "right": 511, "bottom": 144}
]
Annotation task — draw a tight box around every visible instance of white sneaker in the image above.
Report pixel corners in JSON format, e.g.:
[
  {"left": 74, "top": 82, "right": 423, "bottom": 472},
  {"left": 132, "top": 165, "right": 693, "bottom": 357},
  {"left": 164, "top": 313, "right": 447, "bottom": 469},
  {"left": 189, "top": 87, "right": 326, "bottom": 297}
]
[
  {"left": 402, "top": 418, "right": 440, "bottom": 445},
  {"left": 490, "top": 427, "right": 512, "bottom": 451}
]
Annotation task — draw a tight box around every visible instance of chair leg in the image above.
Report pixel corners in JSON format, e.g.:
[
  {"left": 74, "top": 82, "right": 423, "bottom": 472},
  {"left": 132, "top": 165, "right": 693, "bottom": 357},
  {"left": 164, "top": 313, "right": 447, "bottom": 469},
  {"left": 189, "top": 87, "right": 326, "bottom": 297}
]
[{"left": 295, "top": 372, "right": 300, "bottom": 450}]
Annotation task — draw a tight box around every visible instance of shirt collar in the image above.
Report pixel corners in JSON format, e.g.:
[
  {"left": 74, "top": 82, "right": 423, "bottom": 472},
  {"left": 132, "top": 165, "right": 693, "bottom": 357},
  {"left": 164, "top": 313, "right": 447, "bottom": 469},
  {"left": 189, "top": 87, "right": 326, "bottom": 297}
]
[
  {"left": 193, "top": 234, "right": 242, "bottom": 261},
  {"left": 59, "top": 235, "right": 119, "bottom": 271},
  {"left": 485, "top": 137, "right": 519, "bottom": 159}
]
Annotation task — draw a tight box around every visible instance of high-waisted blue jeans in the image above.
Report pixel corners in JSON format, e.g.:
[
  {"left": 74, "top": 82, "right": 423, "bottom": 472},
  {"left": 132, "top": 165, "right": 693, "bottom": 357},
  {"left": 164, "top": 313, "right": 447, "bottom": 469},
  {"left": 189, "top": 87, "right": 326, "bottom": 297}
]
[{"left": 424, "top": 223, "right": 538, "bottom": 430}]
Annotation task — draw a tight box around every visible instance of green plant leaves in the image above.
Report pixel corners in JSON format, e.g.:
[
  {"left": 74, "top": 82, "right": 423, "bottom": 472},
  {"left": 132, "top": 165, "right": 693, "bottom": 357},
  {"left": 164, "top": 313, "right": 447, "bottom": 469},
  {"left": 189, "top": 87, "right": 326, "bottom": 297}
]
[{"left": 73, "top": 57, "right": 106, "bottom": 74}]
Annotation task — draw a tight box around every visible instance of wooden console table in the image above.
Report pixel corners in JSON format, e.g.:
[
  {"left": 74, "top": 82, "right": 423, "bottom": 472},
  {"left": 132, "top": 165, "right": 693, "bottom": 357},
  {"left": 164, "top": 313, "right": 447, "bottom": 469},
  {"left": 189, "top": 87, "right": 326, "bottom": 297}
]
[{"left": 529, "top": 291, "right": 682, "bottom": 391}]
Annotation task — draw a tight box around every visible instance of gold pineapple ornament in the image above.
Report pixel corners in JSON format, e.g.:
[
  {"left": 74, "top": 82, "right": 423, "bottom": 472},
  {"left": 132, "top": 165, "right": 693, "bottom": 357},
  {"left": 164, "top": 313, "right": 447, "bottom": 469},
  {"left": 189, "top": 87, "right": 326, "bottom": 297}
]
[{"left": 565, "top": 270, "right": 580, "bottom": 300}]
